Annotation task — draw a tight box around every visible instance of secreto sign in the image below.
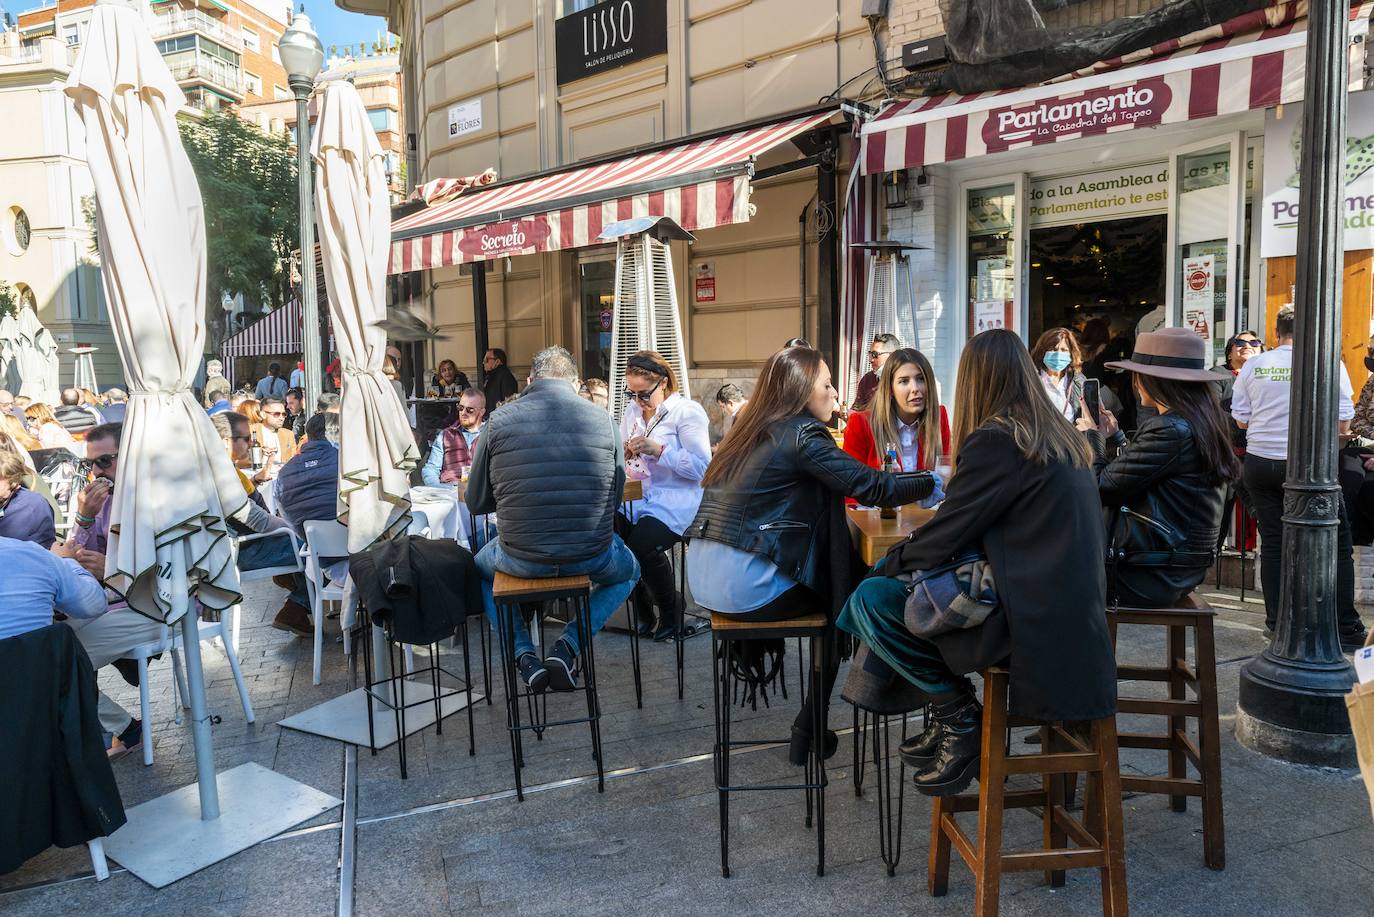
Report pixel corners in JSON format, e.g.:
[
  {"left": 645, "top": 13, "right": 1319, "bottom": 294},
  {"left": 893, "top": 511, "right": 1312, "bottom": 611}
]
[
  {"left": 1262, "top": 90, "right": 1374, "bottom": 257},
  {"left": 983, "top": 79, "right": 1171, "bottom": 153},
  {"left": 457, "top": 220, "right": 551, "bottom": 259},
  {"left": 555, "top": 0, "right": 668, "bottom": 85}
]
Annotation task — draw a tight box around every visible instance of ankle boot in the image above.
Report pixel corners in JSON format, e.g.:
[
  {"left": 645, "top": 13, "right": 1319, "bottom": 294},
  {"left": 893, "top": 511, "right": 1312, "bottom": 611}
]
[
  {"left": 898, "top": 718, "right": 943, "bottom": 767},
  {"left": 652, "top": 591, "right": 685, "bottom": 642},
  {"left": 912, "top": 694, "right": 982, "bottom": 797}
]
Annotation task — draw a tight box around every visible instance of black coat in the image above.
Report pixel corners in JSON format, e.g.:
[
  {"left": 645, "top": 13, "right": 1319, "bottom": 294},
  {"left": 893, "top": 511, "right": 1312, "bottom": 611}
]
[
  {"left": 1091, "top": 413, "right": 1226, "bottom": 607},
  {"left": 885, "top": 424, "right": 1117, "bottom": 722},
  {"left": 350, "top": 535, "right": 483, "bottom": 646},
  {"left": 1, "top": 623, "right": 126, "bottom": 875},
  {"left": 482, "top": 365, "right": 520, "bottom": 409},
  {"left": 686, "top": 414, "right": 932, "bottom": 615}
]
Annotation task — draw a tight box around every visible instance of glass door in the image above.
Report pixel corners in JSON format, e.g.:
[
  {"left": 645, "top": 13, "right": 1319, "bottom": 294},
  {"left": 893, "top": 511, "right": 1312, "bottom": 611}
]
[
  {"left": 578, "top": 251, "right": 617, "bottom": 383},
  {"left": 961, "top": 175, "right": 1028, "bottom": 342},
  {"left": 1166, "top": 133, "right": 1246, "bottom": 364}
]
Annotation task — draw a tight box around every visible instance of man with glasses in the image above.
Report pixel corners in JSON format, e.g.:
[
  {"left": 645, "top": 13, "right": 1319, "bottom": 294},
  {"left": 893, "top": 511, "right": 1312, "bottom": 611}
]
[
  {"left": 421, "top": 389, "right": 486, "bottom": 486},
  {"left": 851, "top": 333, "right": 900, "bottom": 413},
  {"left": 255, "top": 396, "right": 298, "bottom": 469},
  {"left": 481, "top": 348, "right": 520, "bottom": 410}
]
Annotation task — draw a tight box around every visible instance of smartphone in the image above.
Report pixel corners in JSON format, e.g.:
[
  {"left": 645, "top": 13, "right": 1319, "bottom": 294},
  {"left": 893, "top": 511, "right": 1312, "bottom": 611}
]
[{"left": 1082, "top": 379, "right": 1101, "bottom": 425}]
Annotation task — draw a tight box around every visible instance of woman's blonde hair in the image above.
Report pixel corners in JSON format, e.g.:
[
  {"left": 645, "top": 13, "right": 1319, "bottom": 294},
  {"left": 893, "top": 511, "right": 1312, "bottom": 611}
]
[
  {"left": 867, "top": 348, "right": 942, "bottom": 470},
  {"left": 625, "top": 350, "right": 679, "bottom": 397},
  {"left": 0, "top": 413, "right": 40, "bottom": 451},
  {"left": 25, "top": 402, "right": 58, "bottom": 427},
  {"left": 951, "top": 329, "right": 1090, "bottom": 469}
]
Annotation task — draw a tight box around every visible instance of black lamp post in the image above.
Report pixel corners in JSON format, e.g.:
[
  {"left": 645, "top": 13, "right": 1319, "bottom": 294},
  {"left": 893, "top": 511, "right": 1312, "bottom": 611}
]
[{"left": 1235, "top": 0, "right": 1357, "bottom": 767}]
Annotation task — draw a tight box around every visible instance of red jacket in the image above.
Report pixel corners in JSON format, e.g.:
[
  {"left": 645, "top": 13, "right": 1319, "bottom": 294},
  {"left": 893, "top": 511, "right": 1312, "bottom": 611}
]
[{"left": 841, "top": 406, "right": 950, "bottom": 472}]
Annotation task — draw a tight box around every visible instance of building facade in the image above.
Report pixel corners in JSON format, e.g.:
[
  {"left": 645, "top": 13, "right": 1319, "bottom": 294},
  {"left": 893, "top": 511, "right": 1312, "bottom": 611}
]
[{"left": 0, "top": 30, "right": 116, "bottom": 386}]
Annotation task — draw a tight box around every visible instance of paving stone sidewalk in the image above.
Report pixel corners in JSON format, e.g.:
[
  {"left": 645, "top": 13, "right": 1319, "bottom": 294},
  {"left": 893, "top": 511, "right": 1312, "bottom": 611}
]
[{"left": 2, "top": 580, "right": 1372, "bottom": 916}]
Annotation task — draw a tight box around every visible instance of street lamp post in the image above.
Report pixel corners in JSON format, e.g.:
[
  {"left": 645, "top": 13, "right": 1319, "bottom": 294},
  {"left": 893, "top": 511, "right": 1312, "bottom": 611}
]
[
  {"left": 278, "top": 9, "right": 325, "bottom": 406},
  {"left": 1235, "top": 0, "right": 1358, "bottom": 767}
]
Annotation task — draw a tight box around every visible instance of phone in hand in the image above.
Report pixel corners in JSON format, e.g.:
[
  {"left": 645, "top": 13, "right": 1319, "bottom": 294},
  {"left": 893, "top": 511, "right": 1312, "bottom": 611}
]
[{"left": 1082, "top": 379, "right": 1101, "bottom": 426}]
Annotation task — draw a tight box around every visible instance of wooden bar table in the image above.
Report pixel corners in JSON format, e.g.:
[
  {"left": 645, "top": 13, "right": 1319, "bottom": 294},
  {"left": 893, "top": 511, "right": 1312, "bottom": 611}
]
[{"left": 846, "top": 504, "right": 937, "bottom": 567}]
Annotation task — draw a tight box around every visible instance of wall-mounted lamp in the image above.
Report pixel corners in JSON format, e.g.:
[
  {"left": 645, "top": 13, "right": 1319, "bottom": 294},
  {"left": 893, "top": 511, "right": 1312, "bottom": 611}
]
[{"left": 884, "top": 170, "right": 909, "bottom": 209}]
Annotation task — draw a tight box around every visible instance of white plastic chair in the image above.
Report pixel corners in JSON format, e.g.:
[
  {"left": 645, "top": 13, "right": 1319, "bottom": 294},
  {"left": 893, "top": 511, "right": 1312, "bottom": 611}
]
[
  {"left": 302, "top": 520, "right": 349, "bottom": 685},
  {"left": 88, "top": 838, "right": 109, "bottom": 881},
  {"left": 124, "top": 602, "right": 255, "bottom": 767},
  {"left": 229, "top": 528, "right": 304, "bottom": 655}
]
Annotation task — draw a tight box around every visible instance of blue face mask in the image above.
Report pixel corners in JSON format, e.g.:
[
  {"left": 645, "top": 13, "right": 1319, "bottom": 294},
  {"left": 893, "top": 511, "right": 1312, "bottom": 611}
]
[{"left": 1043, "top": 351, "right": 1072, "bottom": 373}]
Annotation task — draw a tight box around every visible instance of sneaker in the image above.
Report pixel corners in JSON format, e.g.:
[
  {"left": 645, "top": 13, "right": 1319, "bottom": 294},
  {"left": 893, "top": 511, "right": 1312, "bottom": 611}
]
[
  {"left": 271, "top": 600, "right": 313, "bottom": 638},
  {"left": 544, "top": 638, "right": 580, "bottom": 691},
  {"left": 517, "top": 652, "right": 549, "bottom": 694},
  {"left": 107, "top": 719, "right": 143, "bottom": 760},
  {"left": 1340, "top": 628, "right": 1369, "bottom": 654}
]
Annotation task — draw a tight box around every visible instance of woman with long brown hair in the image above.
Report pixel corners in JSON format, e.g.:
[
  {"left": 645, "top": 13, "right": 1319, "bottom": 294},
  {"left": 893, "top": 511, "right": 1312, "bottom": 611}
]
[
  {"left": 24, "top": 402, "right": 77, "bottom": 449},
  {"left": 839, "top": 329, "right": 1116, "bottom": 796},
  {"left": 686, "top": 345, "right": 932, "bottom": 764},
  {"left": 842, "top": 347, "right": 949, "bottom": 502},
  {"left": 1029, "top": 326, "right": 1085, "bottom": 422}
]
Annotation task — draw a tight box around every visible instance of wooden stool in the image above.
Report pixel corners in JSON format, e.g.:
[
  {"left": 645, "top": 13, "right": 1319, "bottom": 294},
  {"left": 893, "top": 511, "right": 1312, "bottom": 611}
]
[
  {"left": 492, "top": 572, "right": 600, "bottom": 802},
  {"left": 928, "top": 667, "right": 1129, "bottom": 916},
  {"left": 711, "top": 610, "right": 829, "bottom": 878},
  {"left": 1109, "top": 593, "right": 1225, "bottom": 870}
]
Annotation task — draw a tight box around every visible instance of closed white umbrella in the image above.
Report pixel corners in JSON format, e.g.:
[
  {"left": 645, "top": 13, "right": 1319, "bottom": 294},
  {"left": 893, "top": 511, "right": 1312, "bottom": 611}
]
[
  {"left": 312, "top": 80, "right": 419, "bottom": 552},
  {"left": 15, "top": 307, "right": 59, "bottom": 402},
  {"left": 0, "top": 312, "right": 17, "bottom": 392},
  {"left": 65, "top": 0, "right": 246, "bottom": 827}
]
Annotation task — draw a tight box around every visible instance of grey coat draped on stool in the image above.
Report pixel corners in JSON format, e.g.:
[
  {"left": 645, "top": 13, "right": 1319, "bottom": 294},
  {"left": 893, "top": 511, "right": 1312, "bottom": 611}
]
[{"left": 883, "top": 423, "right": 1117, "bottom": 722}]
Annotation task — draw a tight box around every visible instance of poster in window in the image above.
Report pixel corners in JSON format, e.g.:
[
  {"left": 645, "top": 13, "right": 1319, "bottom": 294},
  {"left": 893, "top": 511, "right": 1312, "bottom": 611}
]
[{"left": 694, "top": 262, "right": 716, "bottom": 303}]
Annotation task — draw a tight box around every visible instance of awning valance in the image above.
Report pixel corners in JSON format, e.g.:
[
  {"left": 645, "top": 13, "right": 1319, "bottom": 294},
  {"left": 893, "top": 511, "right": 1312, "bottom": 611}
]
[
  {"left": 861, "top": 0, "right": 1372, "bottom": 175},
  {"left": 388, "top": 110, "right": 838, "bottom": 273}
]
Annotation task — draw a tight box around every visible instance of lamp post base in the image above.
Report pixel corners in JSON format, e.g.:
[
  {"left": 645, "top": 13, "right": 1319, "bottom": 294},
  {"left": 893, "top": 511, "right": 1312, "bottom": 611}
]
[{"left": 1237, "top": 654, "right": 1357, "bottom": 768}]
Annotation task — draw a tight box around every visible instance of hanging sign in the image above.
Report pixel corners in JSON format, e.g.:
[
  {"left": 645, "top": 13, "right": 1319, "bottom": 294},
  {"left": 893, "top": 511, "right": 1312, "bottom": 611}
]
[
  {"left": 1028, "top": 162, "right": 1169, "bottom": 227},
  {"left": 555, "top": 0, "right": 668, "bottom": 85},
  {"left": 447, "top": 99, "right": 482, "bottom": 139},
  {"left": 599, "top": 307, "right": 613, "bottom": 331},
  {"left": 1262, "top": 90, "right": 1374, "bottom": 257},
  {"left": 694, "top": 261, "right": 716, "bottom": 303},
  {"left": 974, "top": 301, "right": 1006, "bottom": 333},
  {"left": 983, "top": 79, "right": 1171, "bottom": 153},
  {"left": 456, "top": 219, "right": 551, "bottom": 259}
]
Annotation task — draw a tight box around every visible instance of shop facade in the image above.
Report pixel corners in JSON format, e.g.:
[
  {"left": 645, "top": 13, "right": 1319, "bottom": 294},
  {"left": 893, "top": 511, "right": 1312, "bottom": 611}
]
[{"left": 862, "top": 0, "right": 1374, "bottom": 404}]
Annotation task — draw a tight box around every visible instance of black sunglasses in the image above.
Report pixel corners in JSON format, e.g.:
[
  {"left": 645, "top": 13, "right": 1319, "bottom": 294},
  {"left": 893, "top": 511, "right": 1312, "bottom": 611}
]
[
  {"left": 91, "top": 453, "right": 118, "bottom": 470},
  {"left": 625, "top": 378, "right": 663, "bottom": 403}
]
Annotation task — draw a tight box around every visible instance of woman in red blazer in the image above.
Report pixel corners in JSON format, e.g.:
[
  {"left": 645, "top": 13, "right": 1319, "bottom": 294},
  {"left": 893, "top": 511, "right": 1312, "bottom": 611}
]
[{"left": 843, "top": 347, "right": 949, "bottom": 477}]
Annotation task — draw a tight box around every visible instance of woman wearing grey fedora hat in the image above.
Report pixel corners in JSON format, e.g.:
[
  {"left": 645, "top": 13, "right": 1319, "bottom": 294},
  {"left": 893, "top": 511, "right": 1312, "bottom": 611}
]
[{"left": 1086, "top": 327, "right": 1241, "bottom": 607}]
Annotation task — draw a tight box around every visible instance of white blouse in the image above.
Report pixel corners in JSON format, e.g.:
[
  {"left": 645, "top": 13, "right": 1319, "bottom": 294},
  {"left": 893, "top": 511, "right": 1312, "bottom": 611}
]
[{"left": 618, "top": 392, "right": 712, "bottom": 535}]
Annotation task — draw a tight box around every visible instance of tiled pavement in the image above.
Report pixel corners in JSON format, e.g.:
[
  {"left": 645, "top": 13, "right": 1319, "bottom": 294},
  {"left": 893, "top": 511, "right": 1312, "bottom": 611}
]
[{"left": 3, "top": 580, "right": 1373, "bottom": 916}]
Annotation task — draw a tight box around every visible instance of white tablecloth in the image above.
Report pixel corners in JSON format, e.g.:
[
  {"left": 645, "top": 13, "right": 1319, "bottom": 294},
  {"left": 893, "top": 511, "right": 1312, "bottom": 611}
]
[{"left": 409, "top": 486, "right": 462, "bottom": 543}]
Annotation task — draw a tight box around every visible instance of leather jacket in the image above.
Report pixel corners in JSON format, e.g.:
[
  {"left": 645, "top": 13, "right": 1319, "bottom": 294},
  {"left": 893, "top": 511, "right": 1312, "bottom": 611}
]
[
  {"left": 1091, "top": 413, "right": 1226, "bottom": 606},
  {"left": 685, "top": 414, "right": 932, "bottom": 592}
]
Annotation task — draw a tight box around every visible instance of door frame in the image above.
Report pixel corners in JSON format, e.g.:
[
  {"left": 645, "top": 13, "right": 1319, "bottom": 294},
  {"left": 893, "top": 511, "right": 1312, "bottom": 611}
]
[
  {"left": 1164, "top": 131, "right": 1247, "bottom": 339},
  {"left": 957, "top": 173, "right": 1029, "bottom": 351}
]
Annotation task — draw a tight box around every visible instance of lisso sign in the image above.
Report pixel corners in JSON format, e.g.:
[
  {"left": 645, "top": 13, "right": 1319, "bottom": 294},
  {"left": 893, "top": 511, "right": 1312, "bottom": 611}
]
[{"left": 555, "top": 0, "right": 668, "bottom": 85}]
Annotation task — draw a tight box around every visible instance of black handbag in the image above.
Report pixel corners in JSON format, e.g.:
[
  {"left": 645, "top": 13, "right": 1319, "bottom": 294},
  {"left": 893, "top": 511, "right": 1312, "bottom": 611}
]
[{"left": 1105, "top": 502, "right": 1212, "bottom": 605}]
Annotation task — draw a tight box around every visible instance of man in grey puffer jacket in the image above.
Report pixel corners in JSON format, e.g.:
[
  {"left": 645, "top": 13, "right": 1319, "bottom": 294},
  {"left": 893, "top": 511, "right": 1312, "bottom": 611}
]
[{"left": 465, "top": 346, "right": 639, "bottom": 692}]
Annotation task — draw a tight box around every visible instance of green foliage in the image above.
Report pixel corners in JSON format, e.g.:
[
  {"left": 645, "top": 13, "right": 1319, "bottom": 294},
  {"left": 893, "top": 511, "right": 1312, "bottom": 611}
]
[
  {"left": 80, "top": 195, "right": 99, "bottom": 258},
  {"left": 0, "top": 280, "right": 16, "bottom": 320},
  {"left": 178, "top": 111, "right": 299, "bottom": 320}
]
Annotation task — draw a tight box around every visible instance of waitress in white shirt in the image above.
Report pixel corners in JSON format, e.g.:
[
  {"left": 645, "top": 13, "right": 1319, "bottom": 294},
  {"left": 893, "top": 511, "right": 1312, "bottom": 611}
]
[{"left": 617, "top": 352, "right": 711, "bottom": 641}]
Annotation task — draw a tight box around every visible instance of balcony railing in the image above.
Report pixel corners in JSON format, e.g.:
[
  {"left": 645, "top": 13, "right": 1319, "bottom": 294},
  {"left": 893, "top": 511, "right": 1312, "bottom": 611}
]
[
  {"left": 149, "top": 9, "right": 244, "bottom": 52},
  {"left": 166, "top": 53, "right": 243, "bottom": 96},
  {"left": 0, "top": 40, "right": 71, "bottom": 68}
]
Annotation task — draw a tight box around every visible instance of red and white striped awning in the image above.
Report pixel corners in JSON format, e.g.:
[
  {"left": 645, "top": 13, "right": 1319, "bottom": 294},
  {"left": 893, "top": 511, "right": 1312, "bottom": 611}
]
[
  {"left": 388, "top": 110, "right": 837, "bottom": 274},
  {"left": 221, "top": 300, "right": 304, "bottom": 359},
  {"left": 860, "top": 0, "right": 1372, "bottom": 175}
]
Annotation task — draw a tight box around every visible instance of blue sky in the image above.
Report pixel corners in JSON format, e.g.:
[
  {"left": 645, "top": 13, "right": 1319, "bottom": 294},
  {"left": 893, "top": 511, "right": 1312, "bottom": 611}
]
[{"left": 301, "top": 3, "right": 393, "bottom": 53}]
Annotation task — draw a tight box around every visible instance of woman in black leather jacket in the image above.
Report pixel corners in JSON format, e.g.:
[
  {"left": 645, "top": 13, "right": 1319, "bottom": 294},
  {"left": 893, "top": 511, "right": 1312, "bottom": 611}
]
[
  {"left": 685, "top": 345, "right": 931, "bottom": 765},
  {"left": 1088, "top": 327, "right": 1240, "bottom": 607}
]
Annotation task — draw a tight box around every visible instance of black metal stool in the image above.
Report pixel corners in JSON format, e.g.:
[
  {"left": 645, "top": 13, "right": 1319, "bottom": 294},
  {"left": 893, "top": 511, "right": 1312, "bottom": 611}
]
[
  {"left": 357, "top": 603, "right": 476, "bottom": 780},
  {"left": 493, "top": 572, "right": 604, "bottom": 801},
  {"left": 852, "top": 705, "right": 919, "bottom": 876},
  {"left": 711, "top": 610, "right": 829, "bottom": 878}
]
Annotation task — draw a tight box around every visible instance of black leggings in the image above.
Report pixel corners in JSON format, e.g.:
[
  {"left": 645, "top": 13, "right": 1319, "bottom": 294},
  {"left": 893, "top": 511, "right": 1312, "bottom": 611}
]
[
  {"left": 615, "top": 512, "right": 680, "bottom": 620},
  {"left": 711, "top": 584, "right": 839, "bottom": 737}
]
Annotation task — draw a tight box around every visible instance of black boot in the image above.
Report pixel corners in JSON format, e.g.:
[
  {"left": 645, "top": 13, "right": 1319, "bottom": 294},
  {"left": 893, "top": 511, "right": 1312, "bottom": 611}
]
[
  {"left": 912, "top": 693, "right": 982, "bottom": 797},
  {"left": 898, "top": 718, "right": 942, "bottom": 767},
  {"left": 631, "top": 584, "right": 656, "bottom": 638},
  {"left": 652, "top": 591, "right": 685, "bottom": 642},
  {"left": 788, "top": 726, "right": 840, "bottom": 765}
]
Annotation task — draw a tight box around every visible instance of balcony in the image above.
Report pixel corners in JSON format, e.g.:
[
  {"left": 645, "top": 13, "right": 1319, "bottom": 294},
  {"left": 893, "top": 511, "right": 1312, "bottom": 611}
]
[
  {"left": 166, "top": 52, "right": 243, "bottom": 98},
  {"left": 150, "top": 10, "right": 244, "bottom": 52}
]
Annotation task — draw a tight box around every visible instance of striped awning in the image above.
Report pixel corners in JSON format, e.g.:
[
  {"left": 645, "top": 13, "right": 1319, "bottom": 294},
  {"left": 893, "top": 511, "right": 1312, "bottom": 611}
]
[
  {"left": 860, "top": 0, "right": 1373, "bottom": 175},
  {"left": 388, "top": 110, "right": 838, "bottom": 274},
  {"left": 221, "top": 300, "right": 304, "bottom": 359}
]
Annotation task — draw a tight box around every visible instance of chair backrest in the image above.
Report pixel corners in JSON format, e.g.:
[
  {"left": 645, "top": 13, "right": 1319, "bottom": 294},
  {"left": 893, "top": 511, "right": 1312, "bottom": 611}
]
[{"left": 303, "top": 520, "right": 349, "bottom": 557}]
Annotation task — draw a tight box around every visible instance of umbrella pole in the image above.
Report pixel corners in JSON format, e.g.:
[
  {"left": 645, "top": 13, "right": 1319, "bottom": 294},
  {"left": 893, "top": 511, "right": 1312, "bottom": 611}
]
[{"left": 178, "top": 609, "right": 222, "bottom": 820}]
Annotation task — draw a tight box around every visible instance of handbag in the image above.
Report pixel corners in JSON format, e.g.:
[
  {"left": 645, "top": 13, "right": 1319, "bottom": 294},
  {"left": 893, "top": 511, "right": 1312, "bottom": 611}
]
[
  {"left": 1105, "top": 502, "right": 1213, "bottom": 604},
  {"left": 899, "top": 550, "right": 1000, "bottom": 639}
]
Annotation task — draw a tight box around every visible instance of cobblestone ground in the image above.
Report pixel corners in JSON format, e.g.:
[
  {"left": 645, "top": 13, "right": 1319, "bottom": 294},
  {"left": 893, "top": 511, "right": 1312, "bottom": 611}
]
[{"left": 2, "top": 579, "right": 1372, "bottom": 916}]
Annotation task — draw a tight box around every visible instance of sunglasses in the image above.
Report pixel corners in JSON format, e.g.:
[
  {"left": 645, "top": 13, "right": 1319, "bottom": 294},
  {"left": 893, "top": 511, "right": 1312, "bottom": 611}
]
[
  {"left": 232, "top": 434, "right": 253, "bottom": 443},
  {"left": 458, "top": 405, "right": 481, "bottom": 414},
  {"left": 625, "top": 378, "right": 663, "bottom": 403},
  {"left": 263, "top": 410, "right": 286, "bottom": 417},
  {"left": 867, "top": 350, "right": 891, "bottom": 360},
  {"left": 91, "top": 453, "right": 118, "bottom": 470}
]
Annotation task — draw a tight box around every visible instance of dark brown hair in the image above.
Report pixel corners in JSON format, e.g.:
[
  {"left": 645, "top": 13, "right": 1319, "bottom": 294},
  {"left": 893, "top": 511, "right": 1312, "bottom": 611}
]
[
  {"left": 1028, "top": 327, "right": 1082, "bottom": 374},
  {"left": 1134, "top": 374, "right": 1240, "bottom": 486},
  {"left": 704, "top": 346, "right": 824, "bottom": 487}
]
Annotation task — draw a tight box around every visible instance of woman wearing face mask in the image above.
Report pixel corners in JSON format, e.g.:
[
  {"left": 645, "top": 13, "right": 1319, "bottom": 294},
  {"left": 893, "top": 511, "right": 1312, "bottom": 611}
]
[
  {"left": 1030, "top": 328, "right": 1084, "bottom": 422},
  {"left": 616, "top": 352, "right": 712, "bottom": 641},
  {"left": 842, "top": 347, "right": 949, "bottom": 504}
]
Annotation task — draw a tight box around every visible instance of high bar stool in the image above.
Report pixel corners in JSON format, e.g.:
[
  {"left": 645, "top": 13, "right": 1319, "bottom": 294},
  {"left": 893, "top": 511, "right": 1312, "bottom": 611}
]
[
  {"left": 1108, "top": 592, "right": 1225, "bottom": 870},
  {"left": 492, "top": 572, "right": 604, "bottom": 802},
  {"left": 711, "top": 610, "right": 829, "bottom": 878},
  {"left": 928, "top": 666, "right": 1129, "bottom": 916}
]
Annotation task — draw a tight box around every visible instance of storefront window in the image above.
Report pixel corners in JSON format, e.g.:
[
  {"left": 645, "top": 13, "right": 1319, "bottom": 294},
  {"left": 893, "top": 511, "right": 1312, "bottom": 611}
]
[
  {"left": 966, "top": 184, "right": 1017, "bottom": 336},
  {"left": 580, "top": 257, "right": 616, "bottom": 383},
  {"left": 1174, "top": 146, "right": 1236, "bottom": 365}
]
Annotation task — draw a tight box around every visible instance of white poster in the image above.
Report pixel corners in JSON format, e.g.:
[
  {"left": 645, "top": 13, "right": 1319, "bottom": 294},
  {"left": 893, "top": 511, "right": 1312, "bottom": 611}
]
[
  {"left": 1028, "top": 161, "right": 1170, "bottom": 227},
  {"left": 974, "top": 300, "right": 1005, "bottom": 334},
  {"left": 1262, "top": 90, "right": 1374, "bottom": 257},
  {"left": 447, "top": 99, "right": 482, "bottom": 139},
  {"left": 1182, "top": 255, "right": 1214, "bottom": 311}
]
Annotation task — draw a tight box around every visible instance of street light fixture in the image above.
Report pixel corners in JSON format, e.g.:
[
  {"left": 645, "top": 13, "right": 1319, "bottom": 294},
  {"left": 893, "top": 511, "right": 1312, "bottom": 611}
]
[{"left": 279, "top": 8, "right": 325, "bottom": 406}]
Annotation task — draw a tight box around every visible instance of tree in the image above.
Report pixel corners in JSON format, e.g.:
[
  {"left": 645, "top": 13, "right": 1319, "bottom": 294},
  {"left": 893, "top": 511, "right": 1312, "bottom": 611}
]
[
  {"left": 178, "top": 111, "right": 299, "bottom": 351},
  {"left": 0, "top": 280, "right": 16, "bottom": 320}
]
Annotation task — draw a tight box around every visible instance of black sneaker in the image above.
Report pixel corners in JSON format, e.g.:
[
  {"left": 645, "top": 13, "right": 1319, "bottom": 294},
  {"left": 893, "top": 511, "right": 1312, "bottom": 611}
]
[
  {"left": 516, "top": 653, "right": 548, "bottom": 694},
  {"left": 1340, "top": 629, "right": 1369, "bottom": 654},
  {"left": 113, "top": 657, "right": 141, "bottom": 688},
  {"left": 544, "top": 638, "right": 580, "bottom": 691}
]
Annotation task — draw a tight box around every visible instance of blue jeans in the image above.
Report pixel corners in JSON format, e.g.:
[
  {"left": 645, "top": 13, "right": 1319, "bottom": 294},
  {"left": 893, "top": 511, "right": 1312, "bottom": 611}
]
[
  {"left": 238, "top": 532, "right": 310, "bottom": 607},
  {"left": 475, "top": 535, "right": 640, "bottom": 658}
]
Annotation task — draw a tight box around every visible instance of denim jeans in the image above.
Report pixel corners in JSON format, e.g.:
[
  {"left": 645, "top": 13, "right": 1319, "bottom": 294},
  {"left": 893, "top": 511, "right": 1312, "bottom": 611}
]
[
  {"left": 475, "top": 535, "right": 640, "bottom": 658},
  {"left": 238, "top": 532, "right": 310, "bottom": 607}
]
